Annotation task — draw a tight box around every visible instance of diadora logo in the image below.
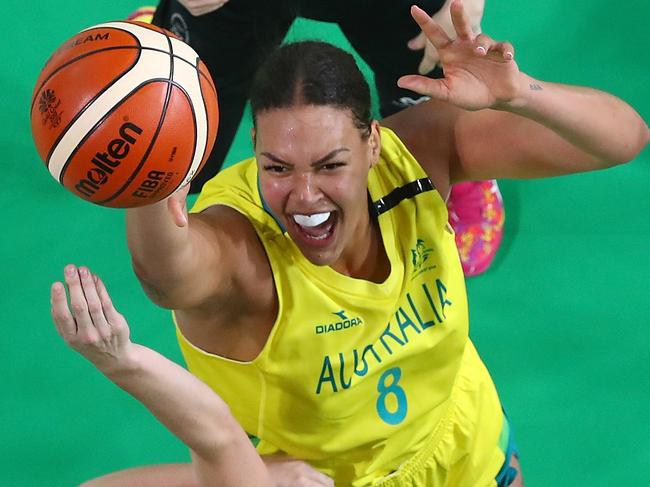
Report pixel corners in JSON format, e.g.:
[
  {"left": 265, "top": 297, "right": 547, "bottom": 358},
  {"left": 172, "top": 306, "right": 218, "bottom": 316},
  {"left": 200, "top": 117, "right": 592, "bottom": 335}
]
[
  {"left": 74, "top": 122, "right": 143, "bottom": 198},
  {"left": 315, "top": 310, "right": 363, "bottom": 335},
  {"left": 411, "top": 238, "right": 436, "bottom": 278}
]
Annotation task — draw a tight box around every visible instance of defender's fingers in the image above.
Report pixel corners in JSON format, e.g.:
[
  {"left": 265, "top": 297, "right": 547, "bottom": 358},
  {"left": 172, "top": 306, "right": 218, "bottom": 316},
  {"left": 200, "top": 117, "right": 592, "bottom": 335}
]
[
  {"left": 63, "top": 264, "right": 94, "bottom": 335},
  {"left": 51, "top": 281, "right": 75, "bottom": 337},
  {"left": 398, "top": 75, "right": 450, "bottom": 102},
  {"left": 492, "top": 41, "right": 515, "bottom": 60},
  {"left": 450, "top": 0, "right": 474, "bottom": 40},
  {"left": 474, "top": 34, "right": 515, "bottom": 60},
  {"left": 407, "top": 31, "right": 427, "bottom": 51},
  {"left": 410, "top": 5, "right": 452, "bottom": 50},
  {"left": 418, "top": 56, "right": 438, "bottom": 75},
  {"left": 94, "top": 274, "right": 122, "bottom": 325},
  {"left": 418, "top": 44, "right": 440, "bottom": 74},
  {"left": 474, "top": 33, "right": 492, "bottom": 55},
  {"left": 78, "top": 267, "right": 111, "bottom": 339}
]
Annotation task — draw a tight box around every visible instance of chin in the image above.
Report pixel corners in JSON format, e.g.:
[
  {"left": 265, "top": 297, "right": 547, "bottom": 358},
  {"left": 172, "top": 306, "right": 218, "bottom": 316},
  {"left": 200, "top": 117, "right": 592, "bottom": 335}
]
[{"left": 302, "top": 248, "right": 338, "bottom": 267}]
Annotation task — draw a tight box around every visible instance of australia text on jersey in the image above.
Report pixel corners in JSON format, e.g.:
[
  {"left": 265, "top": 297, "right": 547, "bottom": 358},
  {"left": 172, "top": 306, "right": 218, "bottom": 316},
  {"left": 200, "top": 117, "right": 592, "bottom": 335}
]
[{"left": 315, "top": 278, "right": 452, "bottom": 394}]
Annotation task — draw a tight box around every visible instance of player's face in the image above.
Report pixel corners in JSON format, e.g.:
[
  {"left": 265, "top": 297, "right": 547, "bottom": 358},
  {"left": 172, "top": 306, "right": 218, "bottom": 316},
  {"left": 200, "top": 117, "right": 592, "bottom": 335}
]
[{"left": 255, "top": 105, "right": 381, "bottom": 269}]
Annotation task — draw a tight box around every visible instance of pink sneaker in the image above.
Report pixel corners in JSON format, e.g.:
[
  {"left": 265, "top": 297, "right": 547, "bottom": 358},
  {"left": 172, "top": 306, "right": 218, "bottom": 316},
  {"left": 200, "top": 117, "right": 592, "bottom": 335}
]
[
  {"left": 447, "top": 180, "right": 505, "bottom": 276},
  {"left": 127, "top": 6, "right": 156, "bottom": 22}
]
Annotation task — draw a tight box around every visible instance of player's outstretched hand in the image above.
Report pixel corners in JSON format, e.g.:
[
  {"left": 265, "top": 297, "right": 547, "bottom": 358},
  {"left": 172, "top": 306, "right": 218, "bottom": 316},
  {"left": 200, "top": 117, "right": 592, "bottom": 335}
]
[
  {"left": 399, "top": 0, "right": 522, "bottom": 111},
  {"left": 51, "top": 265, "right": 133, "bottom": 373}
]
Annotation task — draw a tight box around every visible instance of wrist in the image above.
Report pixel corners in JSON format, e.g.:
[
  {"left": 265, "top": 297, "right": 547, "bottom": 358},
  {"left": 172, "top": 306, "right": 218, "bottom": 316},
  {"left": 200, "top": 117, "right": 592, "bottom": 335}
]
[
  {"left": 495, "top": 73, "right": 540, "bottom": 113},
  {"left": 95, "top": 343, "right": 142, "bottom": 380}
]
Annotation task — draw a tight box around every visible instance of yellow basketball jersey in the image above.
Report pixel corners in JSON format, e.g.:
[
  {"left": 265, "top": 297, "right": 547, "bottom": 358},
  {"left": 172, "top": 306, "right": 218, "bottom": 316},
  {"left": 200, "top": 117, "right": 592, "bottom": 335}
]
[{"left": 176, "top": 127, "right": 504, "bottom": 485}]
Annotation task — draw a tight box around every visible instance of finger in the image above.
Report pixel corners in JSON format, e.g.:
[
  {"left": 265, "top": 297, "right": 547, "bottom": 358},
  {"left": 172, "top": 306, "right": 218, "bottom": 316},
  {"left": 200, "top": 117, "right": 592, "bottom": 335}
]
[
  {"left": 418, "top": 44, "right": 440, "bottom": 75},
  {"left": 474, "top": 34, "right": 515, "bottom": 61},
  {"left": 474, "top": 33, "right": 492, "bottom": 56},
  {"left": 51, "top": 281, "right": 75, "bottom": 338},
  {"left": 78, "top": 267, "right": 111, "bottom": 340},
  {"left": 398, "top": 75, "right": 449, "bottom": 102},
  {"left": 167, "top": 197, "right": 187, "bottom": 227},
  {"left": 407, "top": 31, "right": 426, "bottom": 51},
  {"left": 167, "top": 190, "right": 189, "bottom": 227},
  {"left": 492, "top": 41, "right": 515, "bottom": 61},
  {"left": 450, "top": 0, "right": 475, "bottom": 40},
  {"left": 418, "top": 57, "right": 436, "bottom": 76},
  {"left": 410, "top": 5, "right": 452, "bottom": 51},
  {"left": 94, "top": 274, "right": 124, "bottom": 328},
  {"left": 64, "top": 264, "right": 96, "bottom": 339}
]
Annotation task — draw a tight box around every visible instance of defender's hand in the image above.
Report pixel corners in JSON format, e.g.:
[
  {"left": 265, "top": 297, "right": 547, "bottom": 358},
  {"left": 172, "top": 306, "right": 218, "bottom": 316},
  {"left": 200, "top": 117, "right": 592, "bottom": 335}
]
[
  {"left": 399, "top": 1, "right": 521, "bottom": 111},
  {"left": 51, "top": 265, "right": 133, "bottom": 373},
  {"left": 407, "top": 0, "right": 485, "bottom": 74}
]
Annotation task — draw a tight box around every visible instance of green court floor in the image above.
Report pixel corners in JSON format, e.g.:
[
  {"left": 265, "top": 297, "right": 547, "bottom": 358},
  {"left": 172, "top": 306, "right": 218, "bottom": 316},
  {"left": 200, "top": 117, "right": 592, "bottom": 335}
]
[{"left": 2, "top": 1, "right": 649, "bottom": 485}]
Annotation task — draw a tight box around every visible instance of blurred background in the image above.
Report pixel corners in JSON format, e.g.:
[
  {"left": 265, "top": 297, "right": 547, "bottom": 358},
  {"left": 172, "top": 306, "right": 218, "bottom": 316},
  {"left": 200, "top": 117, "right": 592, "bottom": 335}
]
[{"left": 2, "top": 0, "right": 649, "bottom": 485}]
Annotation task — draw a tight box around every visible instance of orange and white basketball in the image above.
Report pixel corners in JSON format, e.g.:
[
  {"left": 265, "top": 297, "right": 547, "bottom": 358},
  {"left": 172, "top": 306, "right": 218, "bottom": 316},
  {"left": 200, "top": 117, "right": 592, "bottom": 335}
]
[{"left": 30, "top": 21, "right": 219, "bottom": 208}]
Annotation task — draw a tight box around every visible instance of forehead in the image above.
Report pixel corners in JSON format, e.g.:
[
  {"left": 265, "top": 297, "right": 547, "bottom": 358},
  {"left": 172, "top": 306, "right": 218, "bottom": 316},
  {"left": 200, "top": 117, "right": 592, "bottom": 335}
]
[{"left": 255, "top": 105, "right": 362, "bottom": 158}]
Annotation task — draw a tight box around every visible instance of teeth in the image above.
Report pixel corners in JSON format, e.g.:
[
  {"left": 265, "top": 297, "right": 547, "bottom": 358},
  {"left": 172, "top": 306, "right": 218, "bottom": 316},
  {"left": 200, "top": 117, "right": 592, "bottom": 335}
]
[{"left": 293, "top": 212, "right": 330, "bottom": 227}]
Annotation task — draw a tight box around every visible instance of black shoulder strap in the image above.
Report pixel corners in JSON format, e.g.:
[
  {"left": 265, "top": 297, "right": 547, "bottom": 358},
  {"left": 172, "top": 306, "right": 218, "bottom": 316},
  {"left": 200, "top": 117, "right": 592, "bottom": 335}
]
[{"left": 370, "top": 178, "right": 434, "bottom": 217}]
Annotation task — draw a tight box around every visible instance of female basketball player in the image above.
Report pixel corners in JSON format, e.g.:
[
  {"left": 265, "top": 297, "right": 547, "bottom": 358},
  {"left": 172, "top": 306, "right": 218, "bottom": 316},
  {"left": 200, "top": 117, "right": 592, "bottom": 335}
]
[
  {"left": 148, "top": 0, "right": 503, "bottom": 278},
  {"left": 69, "top": 2, "right": 648, "bottom": 485}
]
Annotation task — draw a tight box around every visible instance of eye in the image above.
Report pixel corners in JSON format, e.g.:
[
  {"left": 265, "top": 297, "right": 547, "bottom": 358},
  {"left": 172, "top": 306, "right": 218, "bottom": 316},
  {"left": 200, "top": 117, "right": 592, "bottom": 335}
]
[
  {"left": 263, "top": 164, "right": 289, "bottom": 174},
  {"left": 319, "top": 162, "right": 345, "bottom": 171}
]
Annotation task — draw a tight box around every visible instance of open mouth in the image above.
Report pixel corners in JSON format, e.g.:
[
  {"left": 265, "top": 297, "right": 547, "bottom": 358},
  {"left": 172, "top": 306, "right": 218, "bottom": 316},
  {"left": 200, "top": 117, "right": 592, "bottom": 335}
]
[{"left": 290, "top": 211, "right": 338, "bottom": 246}]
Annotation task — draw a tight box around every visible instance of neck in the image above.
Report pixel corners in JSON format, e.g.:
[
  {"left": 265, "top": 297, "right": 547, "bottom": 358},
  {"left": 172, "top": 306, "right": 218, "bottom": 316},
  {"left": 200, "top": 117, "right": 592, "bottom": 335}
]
[{"left": 332, "top": 215, "right": 389, "bottom": 282}]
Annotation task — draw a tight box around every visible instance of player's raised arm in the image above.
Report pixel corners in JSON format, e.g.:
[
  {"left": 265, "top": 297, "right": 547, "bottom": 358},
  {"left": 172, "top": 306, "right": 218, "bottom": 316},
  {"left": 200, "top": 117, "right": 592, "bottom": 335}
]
[
  {"left": 50, "top": 265, "right": 272, "bottom": 487},
  {"left": 125, "top": 185, "right": 261, "bottom": 311},
  {"left": 396, "top": 2, "right": 649, "bottom": 182},
  {"left": 125, "top": 186, "right": 209, "bottom": 309}
]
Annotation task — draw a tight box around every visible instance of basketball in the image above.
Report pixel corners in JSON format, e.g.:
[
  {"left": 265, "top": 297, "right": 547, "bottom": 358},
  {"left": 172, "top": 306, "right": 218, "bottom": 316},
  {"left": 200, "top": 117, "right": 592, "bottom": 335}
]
[{"left": 30, "top": 21, "right": 219, "bottom": 208}]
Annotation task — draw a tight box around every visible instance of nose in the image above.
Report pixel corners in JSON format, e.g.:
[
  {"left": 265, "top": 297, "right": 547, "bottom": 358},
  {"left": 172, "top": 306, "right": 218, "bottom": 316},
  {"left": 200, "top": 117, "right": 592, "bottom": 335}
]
[{"left": 293, "top": 172, "right": 321, "bottom": 204}]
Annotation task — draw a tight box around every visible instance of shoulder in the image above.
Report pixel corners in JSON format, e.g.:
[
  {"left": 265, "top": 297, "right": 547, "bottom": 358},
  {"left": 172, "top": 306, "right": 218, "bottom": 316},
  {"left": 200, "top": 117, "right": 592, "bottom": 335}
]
[
  {"left": 180, "top": 199, "right": 275, "bottom": 325},
  {"left": 381, "top": 99, "right": 464, "bottom": 198},
  {"left": 179, "top": 203, "right": 277, "bottom": 353}
]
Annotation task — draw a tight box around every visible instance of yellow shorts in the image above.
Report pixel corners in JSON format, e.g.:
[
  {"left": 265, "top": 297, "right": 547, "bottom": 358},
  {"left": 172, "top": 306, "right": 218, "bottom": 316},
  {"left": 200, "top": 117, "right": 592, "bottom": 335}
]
[{"left": 372, "top": 342, "right": 516, "bottom": 487}]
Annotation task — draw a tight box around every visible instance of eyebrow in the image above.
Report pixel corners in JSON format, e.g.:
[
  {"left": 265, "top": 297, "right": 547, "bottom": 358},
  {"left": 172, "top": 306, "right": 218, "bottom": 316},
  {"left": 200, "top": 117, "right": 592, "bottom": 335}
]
[{"left": 260, "top": 148, "right": 350, "bottom": 167}]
